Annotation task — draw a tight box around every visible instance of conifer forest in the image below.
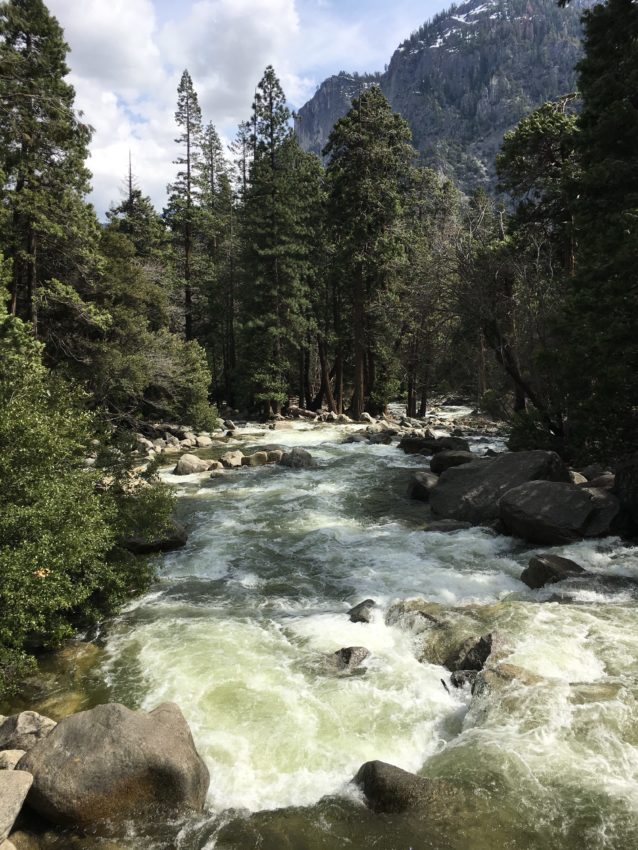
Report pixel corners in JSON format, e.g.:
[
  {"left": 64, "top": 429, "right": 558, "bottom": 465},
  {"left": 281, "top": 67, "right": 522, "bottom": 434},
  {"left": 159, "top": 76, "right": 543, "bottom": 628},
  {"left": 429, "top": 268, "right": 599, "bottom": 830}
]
[{"left": 1, "top": 1, "right": 637, "bottom": 848}]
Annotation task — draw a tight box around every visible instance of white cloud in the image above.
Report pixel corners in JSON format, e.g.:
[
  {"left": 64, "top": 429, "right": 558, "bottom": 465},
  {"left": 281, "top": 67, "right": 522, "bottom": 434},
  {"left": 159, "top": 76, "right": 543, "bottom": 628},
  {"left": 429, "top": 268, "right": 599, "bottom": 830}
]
[{"left": 44, "top": 0, "right": 440, "bottom": 216}]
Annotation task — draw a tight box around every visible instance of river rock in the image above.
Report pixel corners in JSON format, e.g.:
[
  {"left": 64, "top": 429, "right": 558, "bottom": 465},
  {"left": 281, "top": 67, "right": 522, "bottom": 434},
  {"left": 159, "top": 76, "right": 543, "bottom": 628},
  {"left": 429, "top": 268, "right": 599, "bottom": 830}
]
[
  {"left": 220, "top": 450, "right": 244, "bottom": 469},
  {"left": 223, "top": 420, "right": 236, "bottom": 430},
  {"left": 579, "top": 463, "right": 606, "bottom": 481},
  {"left": 589, "top": 472, "right": 615, "bottom": 490},
  {"left": 267, "top": 450, "right": 284, "bottom": 463},
  {"left": 569, "top": 470, "right": 588, "bottom": 485},
  {"left": 359, "top": 413, "right": 374, "bottom": 424},
  {"left": 444, "top": 634, "right": 496, "bottom": 672},
  {"left": 242, "top": 452, "right": 269, "bottom": 467},
  {"left": 122, "top": 518, "right": 188, "bottom": 555},
  {"left": 269, "top": 421, "right": 295, "bottom": 430},
  {"left": 450, "top": 670, "right": 479, "bottom": 689},
  {"left": 520, "top": 554, "right": 587, "bottom": 589},
  {"left": 408, "top": 471, "right": 439, "bottom": 502},
  {"left": 368, "top": 432, "right": 393, "bottom": 445},
  {"left": 331, "top": 647, "right": 370, "bottom": 672},
  {"left": 4, "top": 832, "right": 40, "bottom": 850},
  {"left": 429, "top": 450, "right": 571, "bottom": 525},
  {"left": 280, "top": 448, "right": 314, "bottom": 469},
  {"left": 430, "top": 450, "right": 475, "bottom": 475},
  {"left": 0, "top": 713, "right": 56, "bottom": 753},
  {"left": 345, "top": 433, "right": 368, "bottom": 444},
  {"left": 348, "top": 599, "right": 376, "bottom": 624},
  {"left": 354, "top": 761, "right": 450, "bottom": 814},
  {"left": 499, "top": 481, "right": 620, "bottom": 545},
  {"left": 0, "top": 751, "right": 26, "bottom": 771},
  {"left": 195, "top": 435, "right": 213, "bottom": 448},
  {"left": 18, "top": 702, "right": 209, "bottom": 826},
  {"left": 0, "top": 772, "right": 32, "bottom": 842},
  {"left": 398, "top": 435, "right": 470, "bottom": 456},
  {"left": 173, "top": 454, "right": 210, "bottom": 475},
  {"left": 472, "top": 663, "right": 544, "bottom": 698}
]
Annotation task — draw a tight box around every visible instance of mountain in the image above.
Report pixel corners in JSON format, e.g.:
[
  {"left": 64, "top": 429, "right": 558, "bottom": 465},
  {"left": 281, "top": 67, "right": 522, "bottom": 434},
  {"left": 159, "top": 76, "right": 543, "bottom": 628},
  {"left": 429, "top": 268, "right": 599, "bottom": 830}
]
[{"left": 295, "top": 0, "right": 588, "bottom": 192}]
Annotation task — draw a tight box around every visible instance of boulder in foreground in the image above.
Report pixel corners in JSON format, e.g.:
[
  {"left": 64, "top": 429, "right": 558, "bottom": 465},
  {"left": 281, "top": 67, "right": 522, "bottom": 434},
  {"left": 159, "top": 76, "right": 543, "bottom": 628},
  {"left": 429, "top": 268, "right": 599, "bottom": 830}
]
[
  {"left": 0, "top": 772, "right": 32, "bottom": 842},
  {"left": 18, "top": 702, "right": 209, "bottom": 826},
  {"left": 348, "top": 600, "right": 376, "bottom": 624},
  {"left": 500, "top": 481, "right": 620, "bottom": 544},
  {"left": 520, "top": 554, "right": 586, "bottom": 589},
  {"left": 408, "top": 471, "right": 439, "bottom": 502},
  {"left": 430, "top": 450, "right": 475, "bottom": 475},
  {"left": 429, "top": 450, "right": 570, "bottom": 525},
  {"left": 173, "top": 454, "right": 210, "bottom": 475}
]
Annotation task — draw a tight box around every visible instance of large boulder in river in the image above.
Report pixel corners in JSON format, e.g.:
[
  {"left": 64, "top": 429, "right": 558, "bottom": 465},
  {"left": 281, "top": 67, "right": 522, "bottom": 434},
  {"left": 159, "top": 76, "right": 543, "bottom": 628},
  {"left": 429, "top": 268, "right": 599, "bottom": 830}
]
[
  {"left": 0, "top": 712, "right": 56, "bottom": 753},
  {"left": 354, "top": 761, "right": 457, "bottom": 814},
  {"left": 280, "top": 448, "right": 315, "bottom": 469},
  {"left": 18, "top": 702, "right": 209, "bottom": 826},
  {"left": 173, "top": 454, "right": 210, "bottom": 475},
  {"left": 429, "top": 450, "right": 570, "bottom": 525},
  {"left": 444, "top": 634, "right": 497, "bottom": 672},
  {"left": 220, "top": 450, "right": 244, "bottom": 469},
  {"left": 0, "top": 772, "right": 32, "bottom": 842},
  {"left": 499, "top": 481, "right": 620, "bottom": 545},
  {"left": 330, "top": 647, "right": 370, "bottom": 673},
  {"left": 408, "top": 471, "right": 439, "bottom": 502},
  {"left": 430, "top": 450, "right": 475, "bottom": 475},
  {"left": 520, "top": 554, "right": 586, "bottom": 589}
]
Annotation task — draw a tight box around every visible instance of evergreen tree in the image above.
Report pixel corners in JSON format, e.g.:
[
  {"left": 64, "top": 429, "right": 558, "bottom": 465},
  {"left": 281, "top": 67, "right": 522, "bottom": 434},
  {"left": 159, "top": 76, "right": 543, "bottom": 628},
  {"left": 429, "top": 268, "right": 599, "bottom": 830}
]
[
  {"left": 166, "top": 69, "right": 202, "bottom": 340},
  {"left": 562, "top": 0, "right": 638, "bottom": 458},
  {"left": 324, "top": 86, "right": 414, "bottom": 418},
  {"left": 239, "top": 66, "right": 319, "bottom": 413},
  {"left": 0, "top": 0, "right": 98, "bottom": 337}
]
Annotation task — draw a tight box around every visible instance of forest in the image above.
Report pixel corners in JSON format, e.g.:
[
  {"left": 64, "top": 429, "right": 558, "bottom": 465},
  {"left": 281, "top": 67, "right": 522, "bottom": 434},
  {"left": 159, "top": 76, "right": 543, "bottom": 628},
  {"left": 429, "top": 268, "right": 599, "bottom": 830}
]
[{"left": 0, "top": 0, "right": 637, "bottom": 717}]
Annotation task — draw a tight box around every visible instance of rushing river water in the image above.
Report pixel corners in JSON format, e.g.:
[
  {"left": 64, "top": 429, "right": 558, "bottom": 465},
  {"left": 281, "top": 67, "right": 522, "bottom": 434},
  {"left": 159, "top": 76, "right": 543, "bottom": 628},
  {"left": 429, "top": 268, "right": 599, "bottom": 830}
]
[{"left": 16, "top": 415, "right": 638, "bottom": 849}]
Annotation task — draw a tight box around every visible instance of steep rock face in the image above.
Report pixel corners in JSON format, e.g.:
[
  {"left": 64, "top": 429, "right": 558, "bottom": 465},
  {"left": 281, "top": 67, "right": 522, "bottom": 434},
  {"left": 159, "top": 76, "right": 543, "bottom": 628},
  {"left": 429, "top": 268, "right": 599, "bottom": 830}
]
[{"left": 295, "top": 0, "right": 588, "bottom": 192}]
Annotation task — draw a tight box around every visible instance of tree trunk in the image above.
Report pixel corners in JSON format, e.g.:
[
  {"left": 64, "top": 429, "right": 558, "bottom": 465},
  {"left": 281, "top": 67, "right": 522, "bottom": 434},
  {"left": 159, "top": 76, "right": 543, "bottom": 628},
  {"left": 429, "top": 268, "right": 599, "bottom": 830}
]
[
  {"left": 317, "top": 336, "right": 337, "bottom": 413},
  {"left": 351, "top": 266, "right": 366, "bottom": 419}
]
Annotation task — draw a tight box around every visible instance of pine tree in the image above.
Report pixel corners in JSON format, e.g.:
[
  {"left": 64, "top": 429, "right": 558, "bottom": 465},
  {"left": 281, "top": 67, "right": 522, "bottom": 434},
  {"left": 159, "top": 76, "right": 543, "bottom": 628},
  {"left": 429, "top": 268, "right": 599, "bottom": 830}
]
[
  {"left": 238, "top": 66, "right": 319, "bottom": 413},
  {"left": 0, "top": 0, "right": 97, "bottom": 336},
  {"left": 324, "top": 86, "right": 414, "bottom": 418},
  {"left": 562, "top": 0, "right": 638, "bottom": 458},
  {"left": 166, "top": 69, "right": 202, "bottom": 340}
]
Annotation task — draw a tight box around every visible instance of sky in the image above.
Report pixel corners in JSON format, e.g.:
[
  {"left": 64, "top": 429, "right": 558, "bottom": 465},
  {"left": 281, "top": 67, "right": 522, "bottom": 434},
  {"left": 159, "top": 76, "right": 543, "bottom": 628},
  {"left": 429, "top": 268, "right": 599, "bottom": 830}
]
[{"left": 46, "top": 0, "right": 449, "bottom": 217}]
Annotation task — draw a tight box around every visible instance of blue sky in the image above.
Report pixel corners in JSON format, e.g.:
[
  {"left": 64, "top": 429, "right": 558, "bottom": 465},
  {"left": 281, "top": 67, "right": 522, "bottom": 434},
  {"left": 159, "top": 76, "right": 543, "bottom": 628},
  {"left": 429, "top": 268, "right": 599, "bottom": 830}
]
[{"left": 46, "top": 0, "right": 449, "bottom": 214}]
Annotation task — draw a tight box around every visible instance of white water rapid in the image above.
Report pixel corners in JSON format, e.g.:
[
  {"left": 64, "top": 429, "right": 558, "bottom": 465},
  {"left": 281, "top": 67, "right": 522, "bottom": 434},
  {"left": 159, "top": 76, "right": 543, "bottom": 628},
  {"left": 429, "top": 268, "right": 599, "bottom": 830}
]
[{"left": 91, "top": 420, "right": 638, "bottom": 850}]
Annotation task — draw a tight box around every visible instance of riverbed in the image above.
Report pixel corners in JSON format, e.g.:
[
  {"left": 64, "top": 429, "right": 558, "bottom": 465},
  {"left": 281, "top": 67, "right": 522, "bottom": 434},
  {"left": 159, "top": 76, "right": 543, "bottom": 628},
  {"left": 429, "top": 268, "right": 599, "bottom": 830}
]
[{"left": 20, "top": 417, "right": 638, "bottom": 849}]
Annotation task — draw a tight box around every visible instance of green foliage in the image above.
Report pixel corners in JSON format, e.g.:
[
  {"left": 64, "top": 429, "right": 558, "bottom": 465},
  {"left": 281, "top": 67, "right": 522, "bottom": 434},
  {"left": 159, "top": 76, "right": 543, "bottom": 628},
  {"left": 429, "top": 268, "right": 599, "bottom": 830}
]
[
  {"left": 560, "top": 0, "right": 638, "bottom": 460},
  {"left": 325, "top": 85, "right": 414, "bottom": 416},
  {"left": 0, "top": 302, "right": 173, "bottom": 699},
  {"left": 238, "top": 66, "right": 323, "bottom": 413}
]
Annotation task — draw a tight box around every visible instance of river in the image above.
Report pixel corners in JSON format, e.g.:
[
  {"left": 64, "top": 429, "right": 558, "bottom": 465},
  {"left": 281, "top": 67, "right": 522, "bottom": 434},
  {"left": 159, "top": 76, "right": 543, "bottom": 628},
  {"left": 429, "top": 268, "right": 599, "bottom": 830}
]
[{"left": 26, "top": 415, "right": 638, "bottom": 849}]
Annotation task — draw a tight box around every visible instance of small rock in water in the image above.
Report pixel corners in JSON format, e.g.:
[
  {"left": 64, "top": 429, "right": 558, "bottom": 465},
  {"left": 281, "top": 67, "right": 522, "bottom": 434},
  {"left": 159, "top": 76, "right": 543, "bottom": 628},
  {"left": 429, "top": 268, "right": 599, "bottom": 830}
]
[
  {"left": 331, "top": 646, "right": 370, "bottom": 672},
  {"left": 520, "top": 554, "right": 586, "bottom": 589},
  {"left": 173, "top": 454, "right": 210, "bottom": 475},
  {"left": 220, "top": 450, "right": 244, "bottom": 469},
  {"left": 445, "top": 633, "right": 496, "bottom": 672},
  {"left": 223, "top": 420, "right": 236, "bottom": 430},
  {"left": 354, "top": 760, "right": 457, "bottom": 814},
  {"left": 267, "top": 450, "right": 284, "bottom": 463},
  {"left": 280, "top": 448, "right": 314, "bottom": 469},
  {"left": 347, "top": 599, "right": 377, "bottom": 623},
  {"left": 241, "top": 452, "right": 269, "bottom": 467},
  {"left": 408, "top": 471, "right": 439, "bottom": 502}
]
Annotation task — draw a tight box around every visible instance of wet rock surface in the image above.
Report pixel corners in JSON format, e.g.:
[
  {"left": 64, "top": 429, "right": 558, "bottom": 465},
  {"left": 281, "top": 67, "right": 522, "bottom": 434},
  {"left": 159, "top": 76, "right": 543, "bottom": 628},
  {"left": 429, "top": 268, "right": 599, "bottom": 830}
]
[
  {"left": 429, "top": 450, "right": 570, "bottom": 525},
  {"left": 18, "top": 703, "right": 209, "bottom": 826},
  {"left": 520, "top": 554, "right": 587, "bottom": 589}
]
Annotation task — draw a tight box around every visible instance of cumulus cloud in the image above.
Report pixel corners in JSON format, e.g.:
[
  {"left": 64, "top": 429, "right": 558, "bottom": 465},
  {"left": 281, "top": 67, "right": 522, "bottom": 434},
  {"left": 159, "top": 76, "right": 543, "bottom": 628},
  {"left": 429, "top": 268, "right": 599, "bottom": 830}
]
[{"left": 45, "top": 0, "right": 436, "bottom": 216}]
